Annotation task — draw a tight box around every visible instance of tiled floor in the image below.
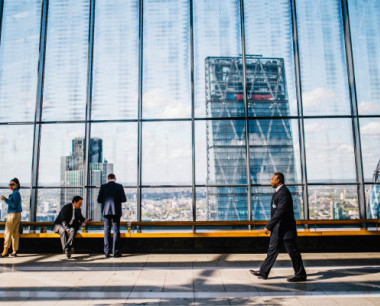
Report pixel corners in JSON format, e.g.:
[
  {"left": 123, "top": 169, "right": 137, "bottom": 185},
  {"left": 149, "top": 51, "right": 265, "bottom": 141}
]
[{"left": 0, "top": 253, "right": 379, "bottom": 305}]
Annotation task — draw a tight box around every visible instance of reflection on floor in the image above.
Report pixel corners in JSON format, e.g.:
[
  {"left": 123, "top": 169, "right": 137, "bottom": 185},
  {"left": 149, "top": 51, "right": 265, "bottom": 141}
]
[{"left": 0, "top": 253, "right": 380, "bottom": 305}]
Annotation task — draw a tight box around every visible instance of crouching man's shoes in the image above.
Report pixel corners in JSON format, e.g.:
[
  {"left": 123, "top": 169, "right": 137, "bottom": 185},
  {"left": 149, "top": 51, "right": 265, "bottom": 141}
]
[
  {"left": 249, "top": 270, "right": 268, "bottom": 280},
  {"left": 287, "top": 275, "right": 307, "bottom": 282}
]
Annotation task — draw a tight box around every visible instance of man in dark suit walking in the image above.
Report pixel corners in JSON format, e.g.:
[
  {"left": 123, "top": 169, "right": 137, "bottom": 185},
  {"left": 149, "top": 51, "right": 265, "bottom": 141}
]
[
  {"left": 53, "top": 196, "right": 90, "bottom": 258},
  {"left": 250, "top": 172, "right": 307, "bottom": 282},
  {"left": 97, "top": 173, "right": 127, "bottom": 258}
]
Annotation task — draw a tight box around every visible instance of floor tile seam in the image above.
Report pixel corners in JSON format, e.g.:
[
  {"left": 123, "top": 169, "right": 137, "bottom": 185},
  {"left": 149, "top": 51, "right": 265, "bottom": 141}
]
[{"left": 127, "top": 264, "right": 145, "bottom": 299}]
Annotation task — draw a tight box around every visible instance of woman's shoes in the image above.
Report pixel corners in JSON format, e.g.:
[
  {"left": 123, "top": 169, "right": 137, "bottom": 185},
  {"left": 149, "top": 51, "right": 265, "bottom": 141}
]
[
  {"left": 11, "top": 251, "right": 17, "bottom": 257},
  {"left": 0, "top": 251, "right": 9, "bottom": 258}
]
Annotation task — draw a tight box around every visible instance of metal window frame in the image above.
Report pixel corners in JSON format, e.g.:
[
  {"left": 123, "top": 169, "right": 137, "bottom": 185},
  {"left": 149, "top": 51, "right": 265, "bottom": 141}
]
[
  {"left": 341, "top": 0, "right": 366, "bottom": 219},
  {"left": 30, "top": 0, "right": 49, "bottom": 221},
  {"left": 83, "top": 0, "right": 95, "bottom": 218}
]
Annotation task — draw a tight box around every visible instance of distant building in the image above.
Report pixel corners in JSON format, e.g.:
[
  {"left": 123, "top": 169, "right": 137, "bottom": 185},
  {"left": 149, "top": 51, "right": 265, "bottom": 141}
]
[
  {"left": 60, "top": 137, "right": 113, "bottom": 220},
  {"left": 205, "top": 56, "right": 301, "bottom": 221},
  {"left": 368, "top": 158, "right": 380, "bottom": 219}
]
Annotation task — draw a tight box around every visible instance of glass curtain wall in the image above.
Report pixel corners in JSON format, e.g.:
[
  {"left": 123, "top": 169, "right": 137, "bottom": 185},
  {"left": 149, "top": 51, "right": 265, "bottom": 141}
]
[{"left": 0, "top": 0, "right": 379, "bottom": 223}]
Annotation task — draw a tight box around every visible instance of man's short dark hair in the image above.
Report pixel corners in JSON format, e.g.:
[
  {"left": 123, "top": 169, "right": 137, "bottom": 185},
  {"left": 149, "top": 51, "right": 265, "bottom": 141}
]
[
  {"left": 108, "top": 173, "right": 116, "bottom": 180},
  {"left": 274, "top": 172, "right": 285, "bottom": 184},
  {"left": 72, "top": 195, "right": 83, "bottom": 203}
]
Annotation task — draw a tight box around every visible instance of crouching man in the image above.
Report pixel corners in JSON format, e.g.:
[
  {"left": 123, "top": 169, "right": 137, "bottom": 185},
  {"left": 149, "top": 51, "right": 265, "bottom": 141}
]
[{"left": 53, "top": 196, "right": 90, "bottom": 258}]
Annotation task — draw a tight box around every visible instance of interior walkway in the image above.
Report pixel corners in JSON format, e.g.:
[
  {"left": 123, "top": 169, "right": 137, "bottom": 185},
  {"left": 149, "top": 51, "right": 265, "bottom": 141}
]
[{"left": 0, "top": 252, "right": 379, "bottom": 305}]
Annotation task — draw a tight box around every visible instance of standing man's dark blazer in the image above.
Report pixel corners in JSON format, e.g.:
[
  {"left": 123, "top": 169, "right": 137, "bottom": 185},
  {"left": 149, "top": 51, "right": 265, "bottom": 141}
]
[
  {"left": 97, "top": 179, "right": 127, "bottom": 257},
  {"left": 97, "top": 181, "right": 126, "bottom": 217},
  {"left": 265, "top": 185, "right": 297, "bottom": 241},
  {"left": 54, "top": 203, "right": 85, "bottom": 231}
]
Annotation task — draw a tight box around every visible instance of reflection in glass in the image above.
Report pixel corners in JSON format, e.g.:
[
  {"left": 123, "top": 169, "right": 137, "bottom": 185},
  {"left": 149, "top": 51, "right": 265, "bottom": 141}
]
[
  {"left": 142, "top": 122, "right": 191, "bottom": 185},
  {"left": 42, "top": 0, "right": 89, "bottom": 121},
  {"left": 36, "top": 188, "right": 83, "bottom": 222},
  {"left": 92, "top": 0, "right": 139, "bottom": 120},
  {"left": 199, "top": 187, "right": 247, "bottom": 221},
  {"left": 308, "top": 185, "right": 359, "bottom": 220},
  {"left": 244, "top": 0, "right": 297, "bottom": 115},
  {"left": 360, "top": 119, "right": 380, "bottom": 182},
  {"left": 251, "top": 186, "right": 303, "bottom": 221},
  {"left": 0, "top": 0, "right": 41, "bottom": 122},
  {"left": 366, "top": 184, "right": 380, "bottom": 219},
  {"left": 304, "top": 119, "right": 356, "bottom": 183},
  {"left": 142, "top": 0, "right": 191, "bottom": 119},
  {"left": 296, "top": 0, "right": 351, "bottom": 115},
  {"left": 194, "top": 0, "right": 241, "bottom": 117},
  {"left": 141, "top": 188, "right": 192, "bottom": 221},
  {"left": 0, "top": 125, "right": 34, "bottom": 187},
  {"left": 0, "top": 189, "right": 30, "bottom": 222},
  {"left": 348, "top": 0, "right": 380, "bottom": 115},
  {"left": 38, "top": 124, "right": 85, "bottom": 186}
]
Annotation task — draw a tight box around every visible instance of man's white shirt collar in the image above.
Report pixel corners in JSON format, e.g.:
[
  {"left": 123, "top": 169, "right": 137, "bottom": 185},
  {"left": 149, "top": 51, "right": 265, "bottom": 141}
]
[{"left": 275, "top": 184, "right": 284, "bottom": 193}]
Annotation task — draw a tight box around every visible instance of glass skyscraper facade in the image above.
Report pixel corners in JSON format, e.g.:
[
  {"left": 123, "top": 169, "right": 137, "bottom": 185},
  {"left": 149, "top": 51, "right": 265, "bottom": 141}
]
[
  {"left": 205, "top": 56, "right": 301, "bottom": 220},
  {"left": 0, "top": 0, "right": 379, "bottom": 224}
]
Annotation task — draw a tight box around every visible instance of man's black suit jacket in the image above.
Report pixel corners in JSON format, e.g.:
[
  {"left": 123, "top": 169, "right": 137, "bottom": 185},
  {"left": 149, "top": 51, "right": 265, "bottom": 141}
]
[
  {"left": 97, "top": 181, "right": 127, "bottom": 217},
  {"left": 265, "top": 185, "right": 297, "bottom": 240},
  {"left": 54, "top": 203, "right": 85, "bottom": 231}
]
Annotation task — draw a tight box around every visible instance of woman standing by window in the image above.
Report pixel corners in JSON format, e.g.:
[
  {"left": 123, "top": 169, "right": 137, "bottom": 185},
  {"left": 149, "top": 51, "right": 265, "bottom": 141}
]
[{"left": 1, "top": 178, "right": 22, "bottom": 257}]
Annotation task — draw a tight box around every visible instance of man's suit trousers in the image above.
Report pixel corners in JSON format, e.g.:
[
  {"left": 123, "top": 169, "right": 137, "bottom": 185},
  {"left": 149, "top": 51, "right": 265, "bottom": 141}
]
[
  {"left": 104, "top": 215, "right": 121, "bottom": 256},
  {"left": 260, "top": 234, "right": 306, "bottom": 277},
  {"left": 53, "top": 224, "right": 76, "bottom": 252}
]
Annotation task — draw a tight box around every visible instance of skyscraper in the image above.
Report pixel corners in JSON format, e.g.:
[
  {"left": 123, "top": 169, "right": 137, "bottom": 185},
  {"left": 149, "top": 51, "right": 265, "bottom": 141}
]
[
  {"left": 368, "top": 158, "right": 380, "bottom": 219},
  {"left": 205, "top": 56, "right": 301, "bottom": 221},
  {"left": 61, "top": 137, "right": 113, "bottom": 220}
]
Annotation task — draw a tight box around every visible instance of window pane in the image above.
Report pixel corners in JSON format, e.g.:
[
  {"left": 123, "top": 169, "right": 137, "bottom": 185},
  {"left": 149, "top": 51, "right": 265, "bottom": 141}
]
[
  {"left": 0, "top": 0, "right": 41, "bottom": 122},
  {"left": 142, "top": 0, "right": 191, "bottom": 119},
  {"left": 244, "top": 0, "right": 298, "bottom": 116},
  {"left": 296, "top": 0, "right": 351, "bottom": 115},
  {"left": 90, "top": 123, "right": 137, "bottom": 186},
  {"left": 249, "top": 119, "right": 301, "bottom": 184},
  {"left": 38, "top": 124, "right": 85, "bottom": 186},
  {"left": 348, "top": 0, "right": 380, "bottom": 115},
  {"left": 0, "top": 125, "right": 34, "bottom": 187},
  {"left": 360, "top": 118, "right": 380, "bottom": 182},
  {"left": 142, "top": 122, "right": 191, "bottom": 185},
  {"left": 366, "top": 184, "right": 380, "bottom": 219},
  {"left": 194, "top": 0, "right": 242, "bottom": 118},
  {"left": 42, "top": 0, "right": 89, "bottom": 121},
  {"left": 36, "top": 188, "right": 83, "bottom": 221},
  {"left": 308, "top": 185, "right": 359, "bottom": 220},
  {"left": 92, "top": 0, "right": 139, "bottom": 120},
  {"left": 251, "top": 186, "right": 303, "bottom": 220},
  {"left": 0, "top": 188, "right": 30, "bottom": 222},
  {"left": 304, "top": 119, "right": 356, "bottom": 183},
  {"left": 198, "top": 186, "right": 248, "bottom": 221},
  {"left": 142, "top": 188, "right": 192, "bottom": 221},
  {"left": 200, "top": 120, "right": 247, "bottom": 185}
]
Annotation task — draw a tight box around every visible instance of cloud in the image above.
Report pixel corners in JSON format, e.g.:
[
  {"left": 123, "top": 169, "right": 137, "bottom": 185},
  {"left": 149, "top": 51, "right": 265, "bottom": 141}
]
[
  {"left": 143, "top": 88, "right": 190, "bottom": 118},
  {"left": 358, "top": 101, "right": 380, "bottom": 114},
  {"left": 337, "top": 144, "right": 354, "bottom": 154},
  {"left": 361, "top": 121, "right": 380, "bottom": 135},
  {"left": 302, "top": 88, "right": 337, "bottom": 109}
]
